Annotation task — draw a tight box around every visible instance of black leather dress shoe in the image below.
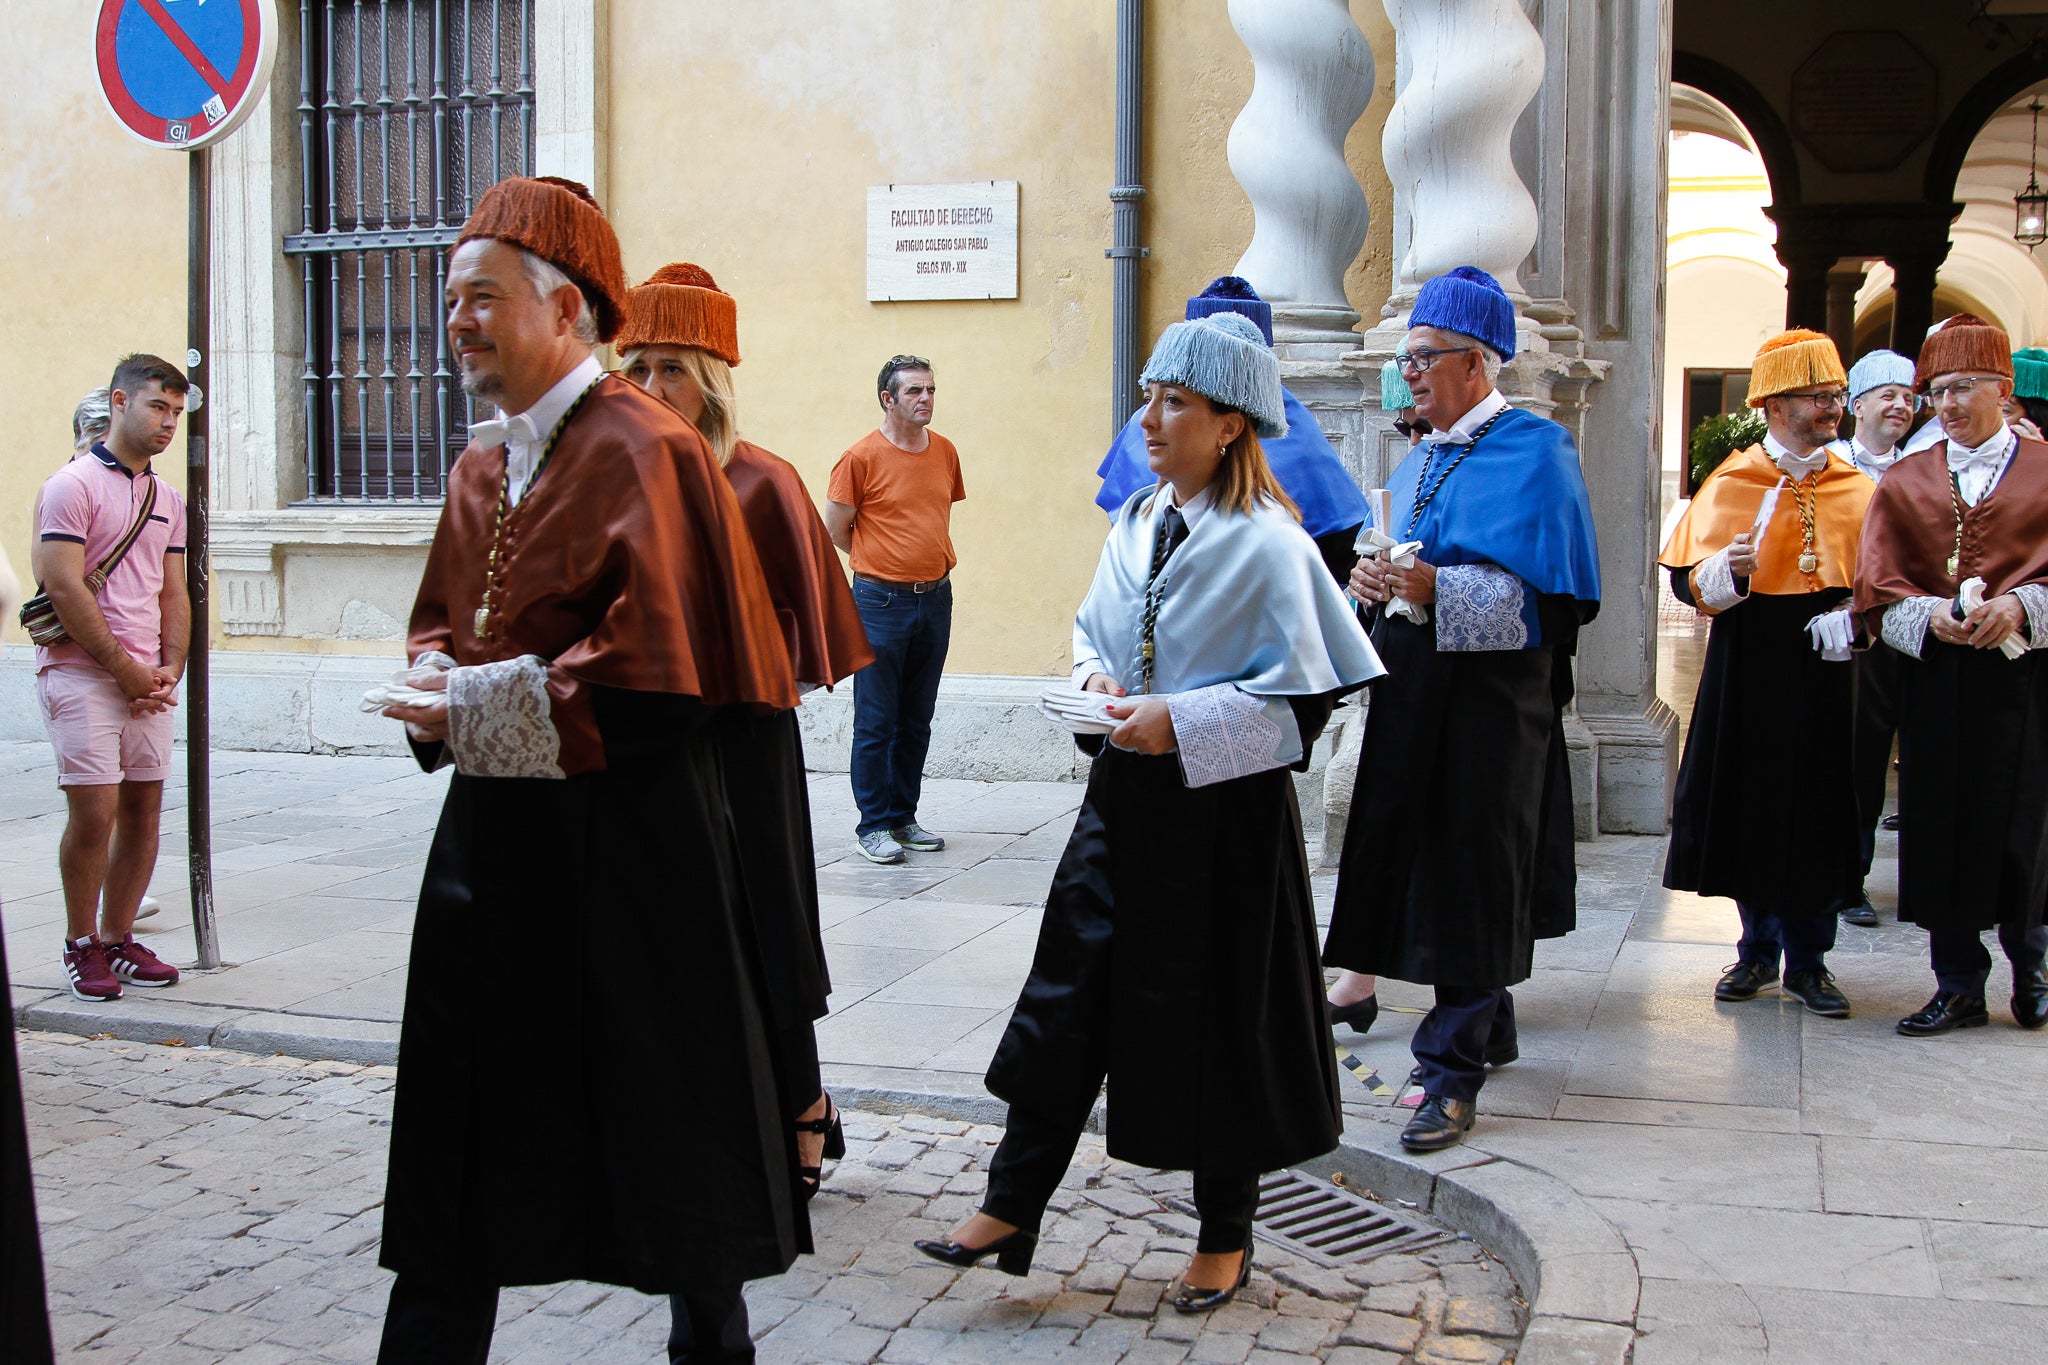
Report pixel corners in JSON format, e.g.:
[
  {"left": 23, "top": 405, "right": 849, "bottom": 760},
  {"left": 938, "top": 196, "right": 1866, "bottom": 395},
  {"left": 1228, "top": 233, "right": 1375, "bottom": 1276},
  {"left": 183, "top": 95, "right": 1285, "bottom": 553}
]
[
  {"left": 2013, "top": 968, "right": 2048, "bottom": 1030},
  {"left": 1881, "top": 812, "right": 1903, "bottom": 831},
  {"left": 1399, "top": 1095, "right": 1475, "bottom": 1152},
  {"left": 1326, "top": 994, "right": 1379, "bottom": 1037},
  {"left": 1896, "top": 992, "right": 1991, "bottom": 1037},
  {"left": 1839, "top": 898, "right": 1880, "bottom": 928},
  {"left": 913, "top": 1227, "right": 1038, "bottom": 1276},
  {"left": 1783, "top": 968, "right": 1851, "bottom": 1018},
  {"left": 1715, "top": 961, "right": 1779, "bottom": 1002}
]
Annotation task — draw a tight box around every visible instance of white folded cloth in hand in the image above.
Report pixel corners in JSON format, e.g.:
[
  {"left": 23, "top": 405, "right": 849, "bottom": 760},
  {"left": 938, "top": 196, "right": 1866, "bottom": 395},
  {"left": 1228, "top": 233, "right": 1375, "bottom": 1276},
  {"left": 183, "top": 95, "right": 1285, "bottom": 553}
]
[
  {"left": 361, "top": 661, "right": 453, "bottom": 715},
  {"left": 1038, "top": 684, "right": 1120, "bottom": 735},
  {"left": 1960, "top": 577, "right": 2029, "bottom": 659},
  {"left": 1803, "top": 608, "right": 1854, "bottom": 661},
  {"left": 1354, "top": 527, "right": 1431, "bottom": 625}
]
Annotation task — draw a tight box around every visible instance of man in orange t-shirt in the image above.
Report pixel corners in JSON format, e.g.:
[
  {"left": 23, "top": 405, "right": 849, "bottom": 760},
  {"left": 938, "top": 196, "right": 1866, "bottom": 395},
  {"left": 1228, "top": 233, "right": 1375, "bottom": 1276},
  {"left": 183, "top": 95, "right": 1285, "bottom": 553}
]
[{"left": 825, "top": 355, "right": 966, "bottom": 864}]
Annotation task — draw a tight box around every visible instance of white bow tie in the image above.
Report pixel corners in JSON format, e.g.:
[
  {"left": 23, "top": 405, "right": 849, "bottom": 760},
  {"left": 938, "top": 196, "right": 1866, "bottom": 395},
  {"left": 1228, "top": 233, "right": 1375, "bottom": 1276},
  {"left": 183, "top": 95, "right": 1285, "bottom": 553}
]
[
  {"left": 469, "top": 411, "right": 540, "bottom": 450},
  {"left": 1948, "top": 429, "right": 2012, "bottom": 473}
]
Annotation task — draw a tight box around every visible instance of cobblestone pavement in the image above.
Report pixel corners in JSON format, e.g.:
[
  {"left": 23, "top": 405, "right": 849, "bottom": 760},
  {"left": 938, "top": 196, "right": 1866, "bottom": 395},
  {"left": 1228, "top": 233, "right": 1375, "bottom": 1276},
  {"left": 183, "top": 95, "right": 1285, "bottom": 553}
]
[{"left": 20, "top": 1031, "right": 1528, "bottom": 1364}]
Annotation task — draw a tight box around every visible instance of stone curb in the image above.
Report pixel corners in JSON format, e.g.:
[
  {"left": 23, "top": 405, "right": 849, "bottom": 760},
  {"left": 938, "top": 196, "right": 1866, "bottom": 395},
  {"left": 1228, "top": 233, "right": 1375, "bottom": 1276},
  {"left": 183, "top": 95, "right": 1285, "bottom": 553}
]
[
  {"left": 1306, "top": 1116, "right": 1642, "bottom": 1365},
  {"left": 11, "top": 988, "right": 401, "bottom": 1067}
]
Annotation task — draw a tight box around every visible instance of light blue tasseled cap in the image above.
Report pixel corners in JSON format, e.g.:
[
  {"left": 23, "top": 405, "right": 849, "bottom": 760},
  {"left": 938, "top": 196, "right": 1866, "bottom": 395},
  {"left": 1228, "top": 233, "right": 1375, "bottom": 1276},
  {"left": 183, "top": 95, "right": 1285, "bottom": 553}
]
[
  {"left": 1846, "top": 348, "right": 1915, "bottom": 400},
  {"left": 1138, "top": 312, "right": 1288, "bottom": 438},
  {"left": 1380, "top": 358, "right": 1415, "bottom": 410}
]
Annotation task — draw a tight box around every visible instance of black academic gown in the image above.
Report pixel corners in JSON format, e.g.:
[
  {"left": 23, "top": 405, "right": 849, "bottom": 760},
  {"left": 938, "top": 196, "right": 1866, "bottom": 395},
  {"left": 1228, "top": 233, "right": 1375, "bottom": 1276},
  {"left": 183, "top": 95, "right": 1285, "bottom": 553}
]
[
  {"left": 381, "top": 690, "right": 806, "bottom": 1295},
  {"left": 1662, "top": 580, "right": 1861, "bottom": 917},
  {"left": 1322, "top": 598, "right": 1581, "bottom": 988},
  {"left": 985, "top": 695, "right": 1346, "bottom": 1176},
  {"left": 713, "top": 705, "right": 831, "bottom": 1114},
  {"left": 1892, "top": 642, "right": 2048, "bottom": 932},
  {"left": 1, "top": 906, "right": 55, "bottom": 1365}
]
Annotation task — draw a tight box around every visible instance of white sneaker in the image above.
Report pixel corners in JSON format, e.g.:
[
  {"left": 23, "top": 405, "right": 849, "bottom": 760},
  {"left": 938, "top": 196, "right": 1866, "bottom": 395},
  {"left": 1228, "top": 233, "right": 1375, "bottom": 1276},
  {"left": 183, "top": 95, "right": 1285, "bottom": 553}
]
[
  {"left": 857, "top": 831, "right": 907, "bottom": 865},
  {"left": 100, "top": 895, "right": 161, "bottom": 921}
]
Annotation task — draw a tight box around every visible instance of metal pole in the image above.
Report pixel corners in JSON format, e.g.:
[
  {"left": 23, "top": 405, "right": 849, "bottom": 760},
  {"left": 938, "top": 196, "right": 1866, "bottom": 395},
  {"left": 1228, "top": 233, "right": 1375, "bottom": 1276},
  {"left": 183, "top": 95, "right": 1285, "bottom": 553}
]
[
  {"left": 186, "top": 147, "right": 220, "bottom": 971},
  {"left": 1107, "top": 0, "right": 1147, "bottom": 435}
]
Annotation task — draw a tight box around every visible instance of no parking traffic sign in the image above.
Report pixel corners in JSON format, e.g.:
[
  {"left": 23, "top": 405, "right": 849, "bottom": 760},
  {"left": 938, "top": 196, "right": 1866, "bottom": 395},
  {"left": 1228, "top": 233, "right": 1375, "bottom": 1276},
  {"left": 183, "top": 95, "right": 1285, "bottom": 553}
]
[{"left": 95, "top": 0, "right": 276, "bottom": 150}]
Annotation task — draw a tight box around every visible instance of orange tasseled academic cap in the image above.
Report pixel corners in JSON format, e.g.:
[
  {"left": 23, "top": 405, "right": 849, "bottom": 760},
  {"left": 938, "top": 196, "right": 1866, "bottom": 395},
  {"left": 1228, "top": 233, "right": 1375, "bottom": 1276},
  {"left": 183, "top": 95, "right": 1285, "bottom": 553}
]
[
  {"left": 457, "top": 176, "right": 631, "bottom": 343},
  {"left": 616, "top": 263, "right": 742, "bottom": 366},
  {"left": 1747, "top": 329, "right": 1847, "bottom": 407}
]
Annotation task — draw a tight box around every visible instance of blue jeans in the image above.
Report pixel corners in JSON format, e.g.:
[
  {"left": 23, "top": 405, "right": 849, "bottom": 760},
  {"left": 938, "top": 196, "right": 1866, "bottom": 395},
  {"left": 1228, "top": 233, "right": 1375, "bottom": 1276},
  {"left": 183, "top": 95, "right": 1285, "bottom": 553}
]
[
  {"left": 1736, "top": 902, "right": 1836, "bottom": 976},
  {"left": 850, "top": 577, "right": 952, "bottom": 836}
]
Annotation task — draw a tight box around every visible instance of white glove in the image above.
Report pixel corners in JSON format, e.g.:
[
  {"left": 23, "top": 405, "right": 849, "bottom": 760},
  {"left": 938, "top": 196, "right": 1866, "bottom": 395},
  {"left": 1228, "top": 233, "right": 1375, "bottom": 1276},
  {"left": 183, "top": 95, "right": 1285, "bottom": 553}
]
[
  {"left": 1960, "top": 578, "right": 2030, "bottom": 660},
  {"left": 1803, "top": 608, "right": 1854, "bottom": 661},
  {"left": 1354, "top": 527, "right": 1431, "bottom": 625},
  {"left": 360, "top": 655, "right": 453, "bottom": 715}
]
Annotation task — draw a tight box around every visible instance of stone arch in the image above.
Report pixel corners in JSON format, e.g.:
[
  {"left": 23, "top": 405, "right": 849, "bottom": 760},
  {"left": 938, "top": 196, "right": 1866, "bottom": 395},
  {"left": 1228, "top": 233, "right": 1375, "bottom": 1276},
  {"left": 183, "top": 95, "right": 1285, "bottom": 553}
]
[
  {"left": 1671, "top": 51, "right": 1802, "bottom": 208},
  {"left": 1925, "top": 47, "right": 2048, "bottom": 204}
]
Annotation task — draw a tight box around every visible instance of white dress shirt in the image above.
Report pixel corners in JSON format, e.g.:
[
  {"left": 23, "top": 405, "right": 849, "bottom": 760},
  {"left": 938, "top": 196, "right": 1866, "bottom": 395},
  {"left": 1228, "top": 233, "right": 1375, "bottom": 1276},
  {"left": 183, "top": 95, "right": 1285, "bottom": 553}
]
[
  {"left": 1947, "top": 424, "right": 2018, "bottom": 507},
  {"left": 1844, "top": 437, "right": 1900, "bottom": 483},
  {"left": 1762, "top": 431, "right": 1830, "bottom": 481},
  {"left": 1419, "top": 388, "right": 1509, "bottom": 446},
  {"left": 469, "top": 354, "right": 604, "bottom": 508}
]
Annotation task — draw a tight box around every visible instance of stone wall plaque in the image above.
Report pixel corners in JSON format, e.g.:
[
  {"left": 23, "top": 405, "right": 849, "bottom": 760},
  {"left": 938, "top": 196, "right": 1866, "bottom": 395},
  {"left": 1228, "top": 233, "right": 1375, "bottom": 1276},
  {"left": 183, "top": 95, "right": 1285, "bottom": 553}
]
[
  {"left": 1791, "top": 31, "right": 1938, "bottom": 174},
  {"left": 867, "top": 181, "right": 1019, "bottom": 302}
]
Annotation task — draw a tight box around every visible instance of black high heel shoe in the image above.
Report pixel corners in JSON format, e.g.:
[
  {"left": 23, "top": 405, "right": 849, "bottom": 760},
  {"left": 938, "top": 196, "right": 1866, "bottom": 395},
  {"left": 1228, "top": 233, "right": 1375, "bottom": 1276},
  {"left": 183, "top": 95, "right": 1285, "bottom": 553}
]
[
  {"left": 1170, "top": 1237, "right": 1253, "bottom": 1313},
  {"left": 794, "top": 1094, "right": 845, "bottom": 1201},
  {"left": 1326, "top": 993, "right": 1378, "bottom": 1036},
  {"left": 913, "top": 1226, "right": 1039, "bottom": 1277}
]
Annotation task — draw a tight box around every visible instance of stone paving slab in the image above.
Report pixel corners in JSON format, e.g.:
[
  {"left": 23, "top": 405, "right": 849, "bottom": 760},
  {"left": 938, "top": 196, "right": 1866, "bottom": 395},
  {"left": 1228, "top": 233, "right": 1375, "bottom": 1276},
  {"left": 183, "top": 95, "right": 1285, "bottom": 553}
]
[{"left": 17, "top": 1032, "right": 1526, "bottom": 1364}]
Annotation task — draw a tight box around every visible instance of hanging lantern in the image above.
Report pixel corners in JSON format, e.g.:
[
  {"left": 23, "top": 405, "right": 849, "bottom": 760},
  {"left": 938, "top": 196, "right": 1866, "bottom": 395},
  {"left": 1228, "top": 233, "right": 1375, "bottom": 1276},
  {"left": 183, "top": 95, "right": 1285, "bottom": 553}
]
[{"left": 2017, "top": 100, "right": 2048, "bottom": 249}]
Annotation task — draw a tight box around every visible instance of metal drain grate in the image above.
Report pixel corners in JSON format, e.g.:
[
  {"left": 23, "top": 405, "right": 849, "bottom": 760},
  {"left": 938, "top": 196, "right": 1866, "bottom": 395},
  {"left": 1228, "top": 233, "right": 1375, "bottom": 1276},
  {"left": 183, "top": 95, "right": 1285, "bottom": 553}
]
[{"left": 1173, "top": 1170, "right": 1450, "bottom": 1267}]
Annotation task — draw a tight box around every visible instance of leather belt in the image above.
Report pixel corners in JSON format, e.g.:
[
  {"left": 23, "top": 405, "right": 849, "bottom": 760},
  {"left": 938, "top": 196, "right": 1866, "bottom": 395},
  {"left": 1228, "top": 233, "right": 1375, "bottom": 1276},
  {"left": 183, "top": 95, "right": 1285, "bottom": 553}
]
[{"left": 856, "top": 572, "right": 949, "bottom": 594}]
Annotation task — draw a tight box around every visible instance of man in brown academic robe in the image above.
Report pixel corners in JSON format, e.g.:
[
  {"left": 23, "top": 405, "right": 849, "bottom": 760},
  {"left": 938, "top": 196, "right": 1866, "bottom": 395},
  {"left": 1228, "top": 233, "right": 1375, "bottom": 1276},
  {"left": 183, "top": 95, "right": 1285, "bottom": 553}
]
[
  {"left": 1855, "top": 313, "right": 2048, "bottom": 1038},
  {"left": 374, "top": 177, "right": 800, "bottom": 1364}
]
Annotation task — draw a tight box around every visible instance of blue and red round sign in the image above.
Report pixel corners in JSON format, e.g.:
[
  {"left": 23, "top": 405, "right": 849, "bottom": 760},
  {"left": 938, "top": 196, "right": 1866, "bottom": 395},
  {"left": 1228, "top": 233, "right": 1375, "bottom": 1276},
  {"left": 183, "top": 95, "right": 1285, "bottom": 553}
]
[{"left": 95, "top": 0, "right": 277, "bottom": 150}]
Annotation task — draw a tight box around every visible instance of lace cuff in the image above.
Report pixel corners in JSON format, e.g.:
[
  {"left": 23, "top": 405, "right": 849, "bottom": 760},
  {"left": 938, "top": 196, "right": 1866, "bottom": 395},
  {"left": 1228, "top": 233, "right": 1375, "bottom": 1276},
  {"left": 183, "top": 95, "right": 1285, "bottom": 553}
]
[
  {"left": 1880, "top": 596, "right": 1944, "bottom": 660},
  {"left": 1167, "top": 683, "right": 1302, "bottom": 788},
  {"left": 446, "top": 655, "right": 566, "bottom": 779},
  {"left": 1691, "top": 547, "right": 1745, "bottom": 612},
  {"left": 1435, "top": 564, "right": 1532, "bottom": 651},
  {"left": 2013, "top": 583, "right": 2048, "bottom": 650}
]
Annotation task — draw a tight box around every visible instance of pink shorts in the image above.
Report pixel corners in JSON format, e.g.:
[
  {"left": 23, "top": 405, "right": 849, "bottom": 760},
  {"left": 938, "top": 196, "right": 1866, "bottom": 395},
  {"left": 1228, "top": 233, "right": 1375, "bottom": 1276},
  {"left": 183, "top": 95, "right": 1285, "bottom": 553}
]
[{"left": 35, "top": 663, "right": 176, "bottom": 787}]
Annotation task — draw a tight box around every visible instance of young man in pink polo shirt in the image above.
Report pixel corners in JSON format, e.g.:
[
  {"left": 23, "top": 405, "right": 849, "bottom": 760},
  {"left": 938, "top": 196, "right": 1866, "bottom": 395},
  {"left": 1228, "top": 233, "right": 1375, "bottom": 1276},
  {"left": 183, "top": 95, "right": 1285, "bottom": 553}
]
[{"left": 34, "top": 354, "right": 192, "bottom": 1001}]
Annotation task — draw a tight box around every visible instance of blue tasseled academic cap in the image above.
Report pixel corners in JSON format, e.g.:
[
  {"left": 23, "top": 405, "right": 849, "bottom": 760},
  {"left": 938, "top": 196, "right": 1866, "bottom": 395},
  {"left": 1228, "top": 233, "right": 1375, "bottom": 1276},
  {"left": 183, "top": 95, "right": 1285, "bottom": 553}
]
[
  {"left": 1410, "top": 265, "right": 1518, "bottom": 361},
  {"left": 1184, "top": 275, "right": 1275, "bottom": 345},
  {"left": 1139, "top": 313, "right": 1288, "bottom": 438}
]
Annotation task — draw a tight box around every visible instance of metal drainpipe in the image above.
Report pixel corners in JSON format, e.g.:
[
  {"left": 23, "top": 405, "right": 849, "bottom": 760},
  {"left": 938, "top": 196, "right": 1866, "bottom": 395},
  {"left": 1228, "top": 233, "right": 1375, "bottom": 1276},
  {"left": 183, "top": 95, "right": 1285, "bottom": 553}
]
[{"left": 1108, "top": 0, "right": 1147, "bottom": 435}]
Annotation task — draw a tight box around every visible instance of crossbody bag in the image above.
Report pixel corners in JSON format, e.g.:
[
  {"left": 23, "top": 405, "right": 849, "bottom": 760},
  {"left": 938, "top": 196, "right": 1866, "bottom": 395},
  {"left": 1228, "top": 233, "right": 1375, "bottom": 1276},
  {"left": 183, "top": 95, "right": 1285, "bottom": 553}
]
[{"left": 17, "top": 476, "right": 159, "bottom": 648}]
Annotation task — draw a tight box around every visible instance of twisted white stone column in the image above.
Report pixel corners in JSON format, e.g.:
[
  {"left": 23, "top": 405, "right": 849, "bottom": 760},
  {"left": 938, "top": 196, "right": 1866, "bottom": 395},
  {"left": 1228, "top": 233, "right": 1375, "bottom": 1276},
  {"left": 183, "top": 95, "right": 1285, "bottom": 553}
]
[
  {"left": 1225, "top": 0, "right": 1375, "bottom": 353},
  {"left": 1379, "top": 0, "right": 1545, "bottom": 317}
]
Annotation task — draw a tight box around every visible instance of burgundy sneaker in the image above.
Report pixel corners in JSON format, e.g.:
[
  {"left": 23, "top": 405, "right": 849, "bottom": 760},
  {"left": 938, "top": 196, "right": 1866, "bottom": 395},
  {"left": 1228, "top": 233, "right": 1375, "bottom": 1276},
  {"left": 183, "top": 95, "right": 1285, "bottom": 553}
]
[
  {"left": 63, "top": 935, "right": 121, "bottom": 1002},
  {"left": 105, "top": 934, "right": 179, "bottom": 989}
]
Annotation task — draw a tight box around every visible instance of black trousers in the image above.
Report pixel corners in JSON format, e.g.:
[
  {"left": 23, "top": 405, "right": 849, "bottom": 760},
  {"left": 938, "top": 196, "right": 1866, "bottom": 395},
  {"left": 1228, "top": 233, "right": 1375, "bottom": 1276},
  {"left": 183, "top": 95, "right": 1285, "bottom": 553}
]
[
  {"left": 1411, "top": 988, "right": 1518, "bottom": 1103},
  {"left": 377, "top": 1275, "right": 752, "bottom": 1364},
  {"left": 982, "top": 1103, "right": 1259, "bottom": 1254},
  {"left": 1847, "top": 642, "right": 1903, "bottom": 893},
  {"left": 1930, "top": 922, "right": 2048, "bottom": 997},
  {"left": 1736, "top": 903, "right": 1836, "bottom": 975}
]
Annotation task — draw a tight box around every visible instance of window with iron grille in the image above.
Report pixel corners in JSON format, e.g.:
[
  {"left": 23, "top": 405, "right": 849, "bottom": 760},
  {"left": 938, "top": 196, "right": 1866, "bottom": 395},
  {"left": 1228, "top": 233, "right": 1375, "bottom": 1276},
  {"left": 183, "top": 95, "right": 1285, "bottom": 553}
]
[{"left": 286, "top": 0, "right": 535, "bottom": 503}]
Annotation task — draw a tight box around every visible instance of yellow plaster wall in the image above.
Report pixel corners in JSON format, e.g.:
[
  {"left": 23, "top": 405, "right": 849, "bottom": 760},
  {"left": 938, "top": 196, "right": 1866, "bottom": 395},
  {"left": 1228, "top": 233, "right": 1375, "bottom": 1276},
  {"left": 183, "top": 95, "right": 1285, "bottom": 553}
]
[
  {"left": 1, "top": 12, "right": 189, "bottom": 644},
  {"left": 608, "top": 0, "right": 1395, "bottom": 676}
]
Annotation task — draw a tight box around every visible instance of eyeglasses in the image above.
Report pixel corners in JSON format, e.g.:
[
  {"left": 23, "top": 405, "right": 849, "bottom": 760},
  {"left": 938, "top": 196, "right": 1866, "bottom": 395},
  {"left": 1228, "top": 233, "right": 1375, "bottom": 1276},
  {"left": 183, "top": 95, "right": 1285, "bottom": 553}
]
[
  {"left": 1393, "top": 418, "right": 1432, "bottom": 439},
  {"left": 1779, "top": 389, "right": 1848, "bottom": 410},
  {"left": 1923, "top": 378, "right": 1995, "bottom": 405},
  {"left": 880, "top": 353, "right": 932, "bottom": 382},
  {"left": 1392, "top": 347, "right": 1474, "bottom": 376}
]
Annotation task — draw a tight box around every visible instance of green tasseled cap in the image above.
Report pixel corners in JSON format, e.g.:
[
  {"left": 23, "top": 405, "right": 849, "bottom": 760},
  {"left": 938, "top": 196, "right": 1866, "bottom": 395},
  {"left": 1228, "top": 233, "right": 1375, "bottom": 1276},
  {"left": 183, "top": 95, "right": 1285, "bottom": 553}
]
[
  {"left": 1380, "top": 358, "right": 1415, "bottom": 411},
  {"left": 2014, "top": 347, "right": 2048, "bottom": 402}
]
